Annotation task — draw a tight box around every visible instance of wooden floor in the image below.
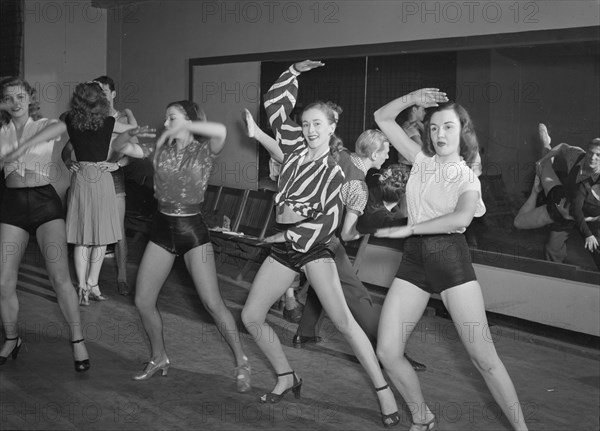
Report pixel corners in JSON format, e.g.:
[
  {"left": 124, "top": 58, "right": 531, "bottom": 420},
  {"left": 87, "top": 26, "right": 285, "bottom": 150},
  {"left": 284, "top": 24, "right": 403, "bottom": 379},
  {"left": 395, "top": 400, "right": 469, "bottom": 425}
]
[{"left": 0, "top": 236, "right": 598, "bottom": 431}]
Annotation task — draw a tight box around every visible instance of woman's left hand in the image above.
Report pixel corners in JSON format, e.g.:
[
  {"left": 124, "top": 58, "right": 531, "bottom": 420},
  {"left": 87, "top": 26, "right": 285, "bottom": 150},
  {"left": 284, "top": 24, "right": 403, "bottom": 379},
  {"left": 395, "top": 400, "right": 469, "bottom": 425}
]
[{"left": 409, "top": 88, "right": 449, "bottom": 108}]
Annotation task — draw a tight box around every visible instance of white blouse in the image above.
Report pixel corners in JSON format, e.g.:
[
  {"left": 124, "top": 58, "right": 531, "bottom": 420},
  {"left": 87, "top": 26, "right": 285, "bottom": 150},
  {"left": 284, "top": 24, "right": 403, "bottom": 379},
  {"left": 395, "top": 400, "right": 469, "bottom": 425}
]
[
  {"left": 405, "top": 151, "right": 486, "bottom": 233},
  {"left": 1, "top": 117, "right": 60, "bottom": 179}
]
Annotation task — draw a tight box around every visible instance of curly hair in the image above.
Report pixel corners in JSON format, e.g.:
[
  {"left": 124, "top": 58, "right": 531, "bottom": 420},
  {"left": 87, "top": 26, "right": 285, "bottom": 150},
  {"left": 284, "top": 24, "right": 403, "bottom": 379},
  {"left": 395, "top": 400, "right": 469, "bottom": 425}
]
[
  {"left": 1, "top": 77, "right": 41, "bottom": 126},
  {"left": 422, "top": 101, "right": 479, "bottom": 168},
  {"left": 68, "top": 82, "right": 110, "bottom": 131},
  {"left": 373, "top": 164, "right": 411, "bottom": 205}
]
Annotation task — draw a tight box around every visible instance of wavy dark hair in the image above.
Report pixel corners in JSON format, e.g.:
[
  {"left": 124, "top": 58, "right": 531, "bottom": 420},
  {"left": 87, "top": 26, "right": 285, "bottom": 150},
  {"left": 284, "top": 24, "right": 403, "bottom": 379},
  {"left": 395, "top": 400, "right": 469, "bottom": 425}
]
[
  {"left": 422, "top": 101, "right": 479, "bottom": 168},
  {"left": 68, "top": 82, "right": 110, "bottom": 131},
  {"left": 302, "top": 100, "right": 345, "bottom": 162},
  {"left": 1, "top": 77, "right": 41, "bottom": 126}
]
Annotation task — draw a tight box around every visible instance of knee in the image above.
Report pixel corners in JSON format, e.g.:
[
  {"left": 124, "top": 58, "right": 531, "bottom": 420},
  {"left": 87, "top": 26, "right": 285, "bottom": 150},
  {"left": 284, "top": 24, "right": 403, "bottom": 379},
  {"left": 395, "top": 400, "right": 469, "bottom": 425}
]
[
  {"left": 134, "top": 294, "right": 153, "bottom": 313},
  {"left": 202, "top": 297, "right": 225, "bottom": 316},
  {"left": 377, "top": 345, "right": 400, "bottom": 369},
  {"left": 241, "top": 306, "right": 264, "bottom": 332},
  {"left": 331, "top": 315, "right": 353, "bottom": 336}
]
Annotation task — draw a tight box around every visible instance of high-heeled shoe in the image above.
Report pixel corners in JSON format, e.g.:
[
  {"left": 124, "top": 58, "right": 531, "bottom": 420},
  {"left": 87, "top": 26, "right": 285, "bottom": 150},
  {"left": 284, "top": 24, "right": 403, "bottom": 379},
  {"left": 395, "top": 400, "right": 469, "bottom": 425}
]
[
  {"left": 133, "top": 357, "right": 170, "bottom": 381},
  {"left": 87, "top": 283, "right": 108, "bottom": 301},
  {"left": 409, "top": 416, "right": 435, "bottom": 431},
  {"left": 375, "top": 384, "right": 400, "bottom": 428},
  {"left": 78, "top": 285, "right": 91, "bottom": 306},
  {"left": 71, "top": 339, "right": 90, "bottom": 372},
  {"left": 260, "top": 370, "right": 302, "bottom": 403},
  {"left": 234, "top": 361, "right": 252, "bottom": 393},
  {"left": 0, "top": 336, "right": 22, "bottom": 365}
]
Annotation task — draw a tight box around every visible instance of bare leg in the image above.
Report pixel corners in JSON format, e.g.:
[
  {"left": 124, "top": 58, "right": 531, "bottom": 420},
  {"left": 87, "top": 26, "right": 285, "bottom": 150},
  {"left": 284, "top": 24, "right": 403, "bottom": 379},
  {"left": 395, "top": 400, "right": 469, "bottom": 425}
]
[
  {"left": 305, "top": 259, "right": 398, "bottom": 420},
  {"left": 442, "top": 281, "right": 528, "bottom": 431},
  {"left": 377, "top": 278, "right": 433, "bottom": 428},
  {"left": 184, "top": 243, "right": 248, "bottom": 366},
  {"left": 241, "top": 258, "right": 297, "bottom": 395},
  {"left": 514, "top": 176, "right": 554, "bottom": 229},
  {"left": 36, "top": 219, "right": 87, "bottom": 362},
  {"left": 73, "top": 245, "right": 91, "bottom": 303},
  {"left": 134, "top": 242, "right": 175, "bottom": 361},
  {"left": 0, "top": 224, "right": 28, "bottom": 357}
]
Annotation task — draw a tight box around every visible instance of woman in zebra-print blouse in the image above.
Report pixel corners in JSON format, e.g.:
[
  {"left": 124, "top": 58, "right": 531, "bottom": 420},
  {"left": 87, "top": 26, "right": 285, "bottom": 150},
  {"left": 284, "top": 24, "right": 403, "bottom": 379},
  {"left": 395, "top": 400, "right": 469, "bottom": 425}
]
[{"left": 241, "top": 60, "right": 401, "bottom": 428}]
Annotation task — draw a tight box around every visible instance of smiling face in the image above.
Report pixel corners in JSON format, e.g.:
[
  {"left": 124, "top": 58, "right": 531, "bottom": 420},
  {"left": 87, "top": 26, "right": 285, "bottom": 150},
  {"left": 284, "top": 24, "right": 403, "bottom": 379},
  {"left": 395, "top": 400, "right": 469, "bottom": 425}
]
[
  {"left": 429, "top": 108, "right": 462, "bottom": 159},
  {"left": 301, "top": 107, "right": 335, "bottom": 151},
  {"left": 587, "top": 144, "right": 600, "bottom": 173},
  {"left": 2, "top": 85, "right": 31, "bottom": 121}
]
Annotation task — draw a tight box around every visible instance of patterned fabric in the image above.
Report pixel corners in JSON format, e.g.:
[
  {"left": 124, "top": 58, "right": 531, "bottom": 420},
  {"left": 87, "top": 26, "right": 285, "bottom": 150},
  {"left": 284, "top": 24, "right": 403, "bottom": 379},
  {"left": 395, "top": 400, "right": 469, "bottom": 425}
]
[
  {"left": 140, "top": 139, "right": 216, "bottom": 206},
  {"left": 1, "top": 117, "right": 60, "bottom": 178},
  {"left": 264, "top": 65, "right": 344, "bottom": 252},
  {"left": 405, "top": 151, "right": 485, "bottom": 233},
  {"left": 338, "top": 151, "right": 368, "bottom": 215}
]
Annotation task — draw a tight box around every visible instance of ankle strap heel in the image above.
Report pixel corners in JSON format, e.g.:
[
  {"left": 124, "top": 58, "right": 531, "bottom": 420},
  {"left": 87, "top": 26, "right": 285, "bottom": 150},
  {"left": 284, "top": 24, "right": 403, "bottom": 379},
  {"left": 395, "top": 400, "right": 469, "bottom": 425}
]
[
  {"left": 71, "top": 339, "right": 90, "bottom": 372},
  {"left": 375, "top": 384, "right": 400, "bottom": 428}
]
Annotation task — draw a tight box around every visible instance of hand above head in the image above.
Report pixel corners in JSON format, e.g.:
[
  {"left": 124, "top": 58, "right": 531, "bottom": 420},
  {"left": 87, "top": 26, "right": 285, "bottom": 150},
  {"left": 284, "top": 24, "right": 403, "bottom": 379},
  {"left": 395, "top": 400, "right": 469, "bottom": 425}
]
[
  {"left": 242, "top": 109, "right": 256, "bottom": 138},
  {"left": 409, "top": 88, "right": 449, "bottom": 108},
  {"left": 293, "top": 60, "right": 325, "bottom": 73}
]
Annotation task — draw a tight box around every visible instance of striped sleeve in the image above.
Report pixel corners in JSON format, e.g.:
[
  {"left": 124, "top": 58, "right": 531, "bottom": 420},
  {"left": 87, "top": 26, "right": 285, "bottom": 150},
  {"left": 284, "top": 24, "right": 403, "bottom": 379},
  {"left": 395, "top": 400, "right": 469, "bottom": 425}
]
[
  {"left": 284, "top": 164, "right": 345, "bottom": 252},
  {"left": 263, "top": 65, "right": 305, "bottom": 156}
]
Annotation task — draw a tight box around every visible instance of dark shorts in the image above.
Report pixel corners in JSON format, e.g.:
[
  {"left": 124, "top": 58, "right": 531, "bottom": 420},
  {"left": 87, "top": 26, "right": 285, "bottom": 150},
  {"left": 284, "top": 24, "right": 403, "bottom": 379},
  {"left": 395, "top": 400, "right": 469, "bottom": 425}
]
[
  {"left": 149, "top": 211, "right": 211, "bottom": 255},
  {"left": 268, "top": 222, "right": 335, "bottom": 272},
  {"left": 395, "top": 233, "right": 477, "bottom": 294},
  {"left": 0, "top": 184, "right": 64, "bottom": 234},
  {"left": 111, "top": 168, "right": 126, "bottom": 195}
]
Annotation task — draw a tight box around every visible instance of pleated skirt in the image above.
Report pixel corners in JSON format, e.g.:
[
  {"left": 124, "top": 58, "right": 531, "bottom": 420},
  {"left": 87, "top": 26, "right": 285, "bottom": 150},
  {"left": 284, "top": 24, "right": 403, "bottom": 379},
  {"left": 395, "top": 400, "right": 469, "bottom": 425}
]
[{"left": 66, "top": 164, "right": 122, "bottom": 245}]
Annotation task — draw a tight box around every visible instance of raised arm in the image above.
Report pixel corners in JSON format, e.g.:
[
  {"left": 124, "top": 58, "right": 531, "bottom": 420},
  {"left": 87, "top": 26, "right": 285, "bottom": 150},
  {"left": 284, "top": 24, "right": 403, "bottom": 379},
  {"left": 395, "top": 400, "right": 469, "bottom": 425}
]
[
  {"left": 242, "top": 108, "right": 283, "bottom": 163},
  {"left": 374, "top": 89, "right": 447, "bottom": 164},
  {"left": 1, "top": 120, "right": 66, "bottom": 163},
  {"left": 264, "top": 60, "right": 323, "bottom": 153}
]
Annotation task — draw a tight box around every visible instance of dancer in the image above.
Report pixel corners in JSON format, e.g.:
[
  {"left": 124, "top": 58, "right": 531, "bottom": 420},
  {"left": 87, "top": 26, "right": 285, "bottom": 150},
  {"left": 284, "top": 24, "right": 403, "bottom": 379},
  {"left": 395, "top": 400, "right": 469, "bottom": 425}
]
[
  {"left": 243, "top": 109, "right": 426, "bottom": 371},
  {"left": 111, "top": 100, "right": 251, "bottom": 392},
  {"left": 0, "top": 77, "right": 90, "bottom": 372},
  {"left": 63, "top": 82, "right": 135, "bottom": 305},
  {"left": 374, "top": 90, "right": 529, "bottom": 430},
  {"left": 94, "top": 75, "right": 137, "bottom": 296},
  {"left": 514, "top": 133, "right": 600, "bottom": 268},
  {"left": 240, "top": 60, "right": 400, "bottom": 428}
]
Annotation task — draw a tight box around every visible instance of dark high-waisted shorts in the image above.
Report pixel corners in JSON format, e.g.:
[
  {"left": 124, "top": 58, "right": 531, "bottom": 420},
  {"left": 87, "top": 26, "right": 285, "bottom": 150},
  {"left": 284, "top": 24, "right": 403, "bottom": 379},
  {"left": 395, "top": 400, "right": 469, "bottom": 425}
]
[
  {"left": 395, "top": 233, "right": 477, "bottom": 294},
  {"left": 149, "top": 211, "right": 211, "bottom": 255},
  {"left": 111, "top": 168, "right": 126, "bottom": 195},
  {"left": 268, "top": 222, "right": 335, "bottom": 272},
  {"left": 0, "top": 184, "right": 64, "bottom": 234}
]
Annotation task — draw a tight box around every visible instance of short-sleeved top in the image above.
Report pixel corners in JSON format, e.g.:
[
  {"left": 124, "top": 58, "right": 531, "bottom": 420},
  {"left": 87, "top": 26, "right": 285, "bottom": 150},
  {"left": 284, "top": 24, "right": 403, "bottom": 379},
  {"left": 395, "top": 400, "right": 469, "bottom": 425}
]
[
  {"left": 1, "top": 117, "right": 61, "bottom": 179},
  {"left": 65, "top": 115, "right": 115, "bottom": 162},
  {"left": 405, "top": 151, "right": 486, "bottom": 233},
  {"left": 140, "top": 139, "right": 216, "bottom": 206},
  {"left": 338, "top": 150, "right": 369, "bottom": 216}
]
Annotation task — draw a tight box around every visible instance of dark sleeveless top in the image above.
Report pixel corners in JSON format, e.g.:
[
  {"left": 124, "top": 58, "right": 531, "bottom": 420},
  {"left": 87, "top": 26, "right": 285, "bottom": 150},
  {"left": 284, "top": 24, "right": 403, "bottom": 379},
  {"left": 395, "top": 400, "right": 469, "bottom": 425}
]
[{"left": 65, "top": 115, "right": 115, "bottom": 162}]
